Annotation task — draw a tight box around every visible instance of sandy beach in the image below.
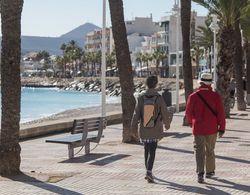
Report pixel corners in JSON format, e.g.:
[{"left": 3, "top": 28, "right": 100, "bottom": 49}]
[{"left": 22, "top": 103, "right": 122, "bottom": 125}]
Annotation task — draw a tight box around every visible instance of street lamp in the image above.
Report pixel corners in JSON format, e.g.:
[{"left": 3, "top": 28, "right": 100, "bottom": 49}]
[
  {"left": 101, "top": 0, "right": 106, "bottom": 117},
  {"left": 172, "top": 0, "right": 180, "bottom": 113},
  {"left": 209, "top": 14, "right": 219, "bottom": 89}
]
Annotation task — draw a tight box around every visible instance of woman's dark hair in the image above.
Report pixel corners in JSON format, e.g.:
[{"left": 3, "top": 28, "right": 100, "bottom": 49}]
[{"left": 146, "top": 75, "right": 158, "bottom": 89}]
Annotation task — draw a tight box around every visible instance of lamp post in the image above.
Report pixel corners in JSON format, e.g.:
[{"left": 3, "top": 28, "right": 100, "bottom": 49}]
[
  {"left": 101, "top": 0, "right": 106, "bottom": 117},
  {"left": 173, "top": 0, "right": 180, "bottom": 113},
  {"left": 209, "top": 14, "right": 219, "bottom": 89}
]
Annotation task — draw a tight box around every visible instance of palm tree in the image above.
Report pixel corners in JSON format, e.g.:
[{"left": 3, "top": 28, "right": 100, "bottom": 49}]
[
  {"left": 181, "top": 0, "right": 193, "bottom": 101},
  {"left": 241, "top": 6, "right": 250, "bottom": 105},
  {"left": 108, "top": 0, "right": 137, "bottom": 142},
  {"left": 0, "top": 0, "right": 24, "bottom": 176},
  {"left": 35, "top": 50, "right": 51, "bottom": 74},
  {"left": 106, "top": 51, "right": 116, "bottom": 76},
  {"left": 60, "top": 43, "right": 67, "bottom": 76},
  {"left": 193, "top": 0, "right": 248, "bottom": 117},
  {"left": 195, "top": 17, "right": 213, "bottom": 71},
  {"left": 144, "top": 53, "right": 152, "bottom": 76},
  {"left": 233, "top": 19, "right": 246, "bottom": 110},
  {"left": 191, "top": 43, "right": 203, "bottom": 77},
  {"left": 141, "top": 54, "right": 148, "bottom": 77},
  {"left": 152, "top": 48, "right": 165, "bottom": 76},
  {"left": 135, "top": 52, "right": 143, "bottom": 77},
  {"left": 246, "top": 38, "right": 250, "bottom": 105},
  {"left": 55, "top": 56, "right": 64, "bottom": 76}
]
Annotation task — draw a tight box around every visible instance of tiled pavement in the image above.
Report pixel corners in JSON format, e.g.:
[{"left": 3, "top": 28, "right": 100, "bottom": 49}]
[{"left": 0, "top": 108, "right": 250, "bottom": 194}]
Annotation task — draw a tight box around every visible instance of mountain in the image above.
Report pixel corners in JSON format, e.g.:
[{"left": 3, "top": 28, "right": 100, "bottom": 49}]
[
  {"left": 60, "top": 23, "right": 100, "bottom": 39},
  {"left": 19, "top": 23, "right": 100, "bottom": 55}
]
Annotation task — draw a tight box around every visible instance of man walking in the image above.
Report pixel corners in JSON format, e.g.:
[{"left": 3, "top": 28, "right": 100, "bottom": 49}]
[{"left": 185, "top": 73, "right": 226, "bottom": 183}]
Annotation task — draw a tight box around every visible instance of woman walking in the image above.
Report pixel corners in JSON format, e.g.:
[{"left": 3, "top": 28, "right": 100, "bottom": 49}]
[{"left": 131, "top": 75, "right": 172, "bottom": 183}]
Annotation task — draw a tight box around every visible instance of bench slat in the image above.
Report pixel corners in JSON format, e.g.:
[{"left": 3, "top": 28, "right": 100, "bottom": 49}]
[{"left": 45, "top": 134, "right": 97, "bottom": 144}]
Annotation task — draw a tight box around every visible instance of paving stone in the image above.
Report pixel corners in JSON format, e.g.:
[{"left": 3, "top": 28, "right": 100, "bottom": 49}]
[{"left": 0, "top": 107, "right": 250, "bottom": 194}]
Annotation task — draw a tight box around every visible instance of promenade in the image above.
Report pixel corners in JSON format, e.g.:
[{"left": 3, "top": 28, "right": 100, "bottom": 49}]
[{"left": 0, "top": 107, "right": 250, "bottom": 194}]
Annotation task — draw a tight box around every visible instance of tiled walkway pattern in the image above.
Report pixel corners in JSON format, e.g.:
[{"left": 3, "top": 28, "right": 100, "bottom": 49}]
[{"left": 0, "top": 108, "right": 250, "bottom": 194}]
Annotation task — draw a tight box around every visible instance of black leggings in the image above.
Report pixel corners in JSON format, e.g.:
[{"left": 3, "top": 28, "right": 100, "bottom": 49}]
[{"left": 144, "top": 142, "right": 158, "bottom": 172}]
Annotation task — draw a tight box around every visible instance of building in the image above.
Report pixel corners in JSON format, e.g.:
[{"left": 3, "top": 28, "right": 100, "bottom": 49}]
[
  {"left": 85, "top": 28, "right": 114, "bottom": 54},
  {"left": 158, "top": 11, "right": 207, "bottom": 77},
  {"left": 126, "top": 15, "right": 160, "bottom": 36}
]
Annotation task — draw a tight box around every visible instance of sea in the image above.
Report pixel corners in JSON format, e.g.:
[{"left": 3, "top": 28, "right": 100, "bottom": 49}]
[{"left": 1, "top": 87, "right": 121, "bottom": 123}]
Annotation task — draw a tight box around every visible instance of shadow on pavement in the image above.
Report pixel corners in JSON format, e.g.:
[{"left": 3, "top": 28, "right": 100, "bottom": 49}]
[
  {"left": 154, "top": 177, "right": 230, "bottom": 195},
  {"left": 60, "top": 153, "right": 112, "bottom": 163},
  {"left": 228, "top": 117, "right": 250, "bottom": 121},
  {"left": 226, "top": 129, "right": 250, "bottom": 133},
  {"left": 163, "top": 132, "right": 192, "bottom": 138},
  {"left": 59, "top": 153, "right": 131, "bottom": 166},
  {"left": 6, "top": 173, "right": 82, "bottom": 195},
  {"left": 158, "top": 145, "right": 250, "bottom": 164},
  {"left": 90, "top": 154, "right": 130, "bottom": 166},
  {"left": 216, "top": 140, "right": 233, "bottom": 143},
  {"left": 208, "top": 177, "right": 250, "bottom": 194}
]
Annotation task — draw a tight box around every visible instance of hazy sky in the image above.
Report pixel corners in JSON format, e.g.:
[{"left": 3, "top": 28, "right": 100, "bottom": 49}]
[{"left": 3, "top": 0, "right": 208, "bottom": 37}]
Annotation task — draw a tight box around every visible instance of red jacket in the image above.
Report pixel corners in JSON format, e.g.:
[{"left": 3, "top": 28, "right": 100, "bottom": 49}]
[{"left": 185, "top": 85, "right": 226, "bottom": 135}]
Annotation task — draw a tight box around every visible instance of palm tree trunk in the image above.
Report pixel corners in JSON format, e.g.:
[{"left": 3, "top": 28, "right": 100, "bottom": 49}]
[
  {"left": 209, "top": 48, "right": 212, "bottom": 73},
  {"left": 217, "top": 27, "right": 235, "bottom": 118},
  {"left": 0, "top": 0, "right": 23, "bottom": 176},
  {"left": 233, "top": 20, "right": 246, "bottom": 110},
  {"left": 108, "top": 0, "right": 137, "bottom": 143},
  {"left": 180, "top": 0, "right": 193, "bottom": 101},
  {"left": 156, "top": 59, "right": 160, "bottom": 76},
  {"left": 196, "top": 53, "right": 200, "bottom": 77},
  {"left": 147, "top": 62, "right": 149, "bottom": 76},
  {"left": 140, "top": 62, "right": 142, "bottom": 77},
  {"left": 246, "top": 41, "right": 250, "bottom": 105}
]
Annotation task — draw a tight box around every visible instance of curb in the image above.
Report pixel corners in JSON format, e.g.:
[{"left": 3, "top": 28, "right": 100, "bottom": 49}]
[{"left": 20, "top": 113, "right": 123, "bottom": 140}]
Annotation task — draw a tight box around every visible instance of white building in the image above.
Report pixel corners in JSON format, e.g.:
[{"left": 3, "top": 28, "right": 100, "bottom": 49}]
[
  {"left": 159, "top": 11, "right": 207, "bottom": 77},
  {"left": 126, "top": 15, "right": 160, "bottom": 36}
]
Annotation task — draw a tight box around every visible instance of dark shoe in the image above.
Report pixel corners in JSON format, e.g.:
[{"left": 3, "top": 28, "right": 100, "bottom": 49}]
[
  {"left": 146, "top": 175, "right": 154, "bottom": 183},
  {"left": 197, "top": 173, "right": 204, "bottom": 183},
  {"left": 206, "top": 171, "right": 215, "bottom": 178},
  {"left": 145, "top": 172, "right": 154, "bottom": 183}
]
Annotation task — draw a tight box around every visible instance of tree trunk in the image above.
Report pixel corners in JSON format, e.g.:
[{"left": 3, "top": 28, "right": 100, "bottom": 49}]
[
  {"left": 181, "top": 0, "right": 193, "bottom": 101},
  {"left": 108, "top": 0, "right": 137, "bottom": 143},
  {"left": 156, "top": 59, "right": 160, "bottom": 76},
  {"left": 0, "top": 0, "right": 23, "bottom": 176},
  {"left": 208, "top": 48, "right": 212, "bottom": 73},
  {"left": 246, "top": 41, "right": 250, "bottom": 105},
  {"left": 233, "top": 20, "right": 246, "bottom": 110},
  {"left": 196, "top": 53, "right": 200, "bottom": 77},
  {"left": 217, "top": 27, "right": 235, "bottom": 118},
  {"left": 147, "top": 62, "right": 149, "bottom": 76}
]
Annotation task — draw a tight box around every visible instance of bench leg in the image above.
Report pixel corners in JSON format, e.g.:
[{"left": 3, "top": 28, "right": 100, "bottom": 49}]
[
  {"left": 85, "top": 141, "right": 90, "bottom": 154},
  {"left": 68, "top": 145, "right": 74, "bottom": 159}
]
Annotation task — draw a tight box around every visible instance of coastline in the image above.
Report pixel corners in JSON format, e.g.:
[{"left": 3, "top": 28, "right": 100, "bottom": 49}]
[
  {"left": 20, "top": 103, "right": 123, "bottom": 139},
  {"left": 21, "top": 103, "right": 122, "bottom": 126},
  {"left": 21, "top": 77, "right": 183, "bottom": 96},
  {"left": 18, "top": 77, "right": 190, "bottom": 135}
]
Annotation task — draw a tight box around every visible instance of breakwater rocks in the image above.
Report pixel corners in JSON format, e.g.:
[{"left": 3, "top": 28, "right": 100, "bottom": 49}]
[{"left": 21, "top": 77, "right": 183, "bottom": 96}]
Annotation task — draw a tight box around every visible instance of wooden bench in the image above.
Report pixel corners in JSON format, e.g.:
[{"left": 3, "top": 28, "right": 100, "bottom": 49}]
[{"left": 46, "top": 117, "right": 106, "bottom": 159}]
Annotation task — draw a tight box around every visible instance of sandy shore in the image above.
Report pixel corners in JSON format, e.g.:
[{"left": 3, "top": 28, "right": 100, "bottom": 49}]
[{"left": 22, "top": 103, "right": 122, "bottom": 125}]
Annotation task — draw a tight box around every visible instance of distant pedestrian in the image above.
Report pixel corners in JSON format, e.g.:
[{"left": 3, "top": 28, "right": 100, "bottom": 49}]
[
  {"left": 229, "top": 78, "right": 236, "bottom": 98},
  {"left": 131, "top": 75, "right": 172, "bottom": 183},
  {"left": 185, "top": 73, "right": 226, "bottom": 183}
]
